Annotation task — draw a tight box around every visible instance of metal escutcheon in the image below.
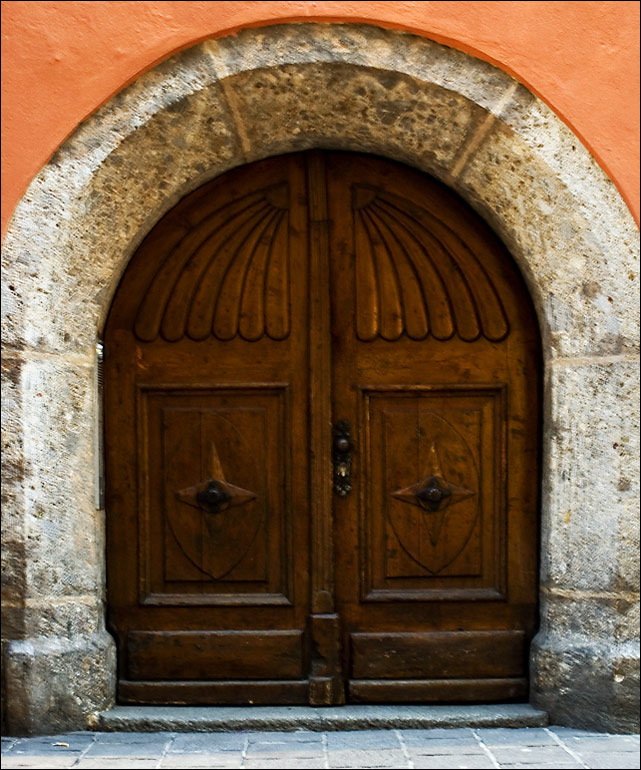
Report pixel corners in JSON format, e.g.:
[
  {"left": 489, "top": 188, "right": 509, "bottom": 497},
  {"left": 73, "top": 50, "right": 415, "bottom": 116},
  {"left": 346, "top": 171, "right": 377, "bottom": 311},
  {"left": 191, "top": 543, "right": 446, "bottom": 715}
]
[{"left": 332, "top": 421, "right": 352, "bottom": 497}]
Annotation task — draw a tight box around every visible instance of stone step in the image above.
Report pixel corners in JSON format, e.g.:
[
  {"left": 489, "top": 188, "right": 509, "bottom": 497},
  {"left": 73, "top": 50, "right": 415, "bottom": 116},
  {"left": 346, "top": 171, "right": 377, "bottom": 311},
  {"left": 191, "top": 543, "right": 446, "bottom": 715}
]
[{"left": 95, "top": 703, "right": 548, "bottom": 732}]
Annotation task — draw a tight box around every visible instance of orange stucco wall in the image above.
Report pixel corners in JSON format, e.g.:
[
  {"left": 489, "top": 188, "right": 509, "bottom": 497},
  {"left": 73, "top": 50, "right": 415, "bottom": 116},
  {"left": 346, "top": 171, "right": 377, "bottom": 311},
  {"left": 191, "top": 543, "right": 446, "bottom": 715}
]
[{"left": 2, "top": 1, "right": 639, "bottom": 237}]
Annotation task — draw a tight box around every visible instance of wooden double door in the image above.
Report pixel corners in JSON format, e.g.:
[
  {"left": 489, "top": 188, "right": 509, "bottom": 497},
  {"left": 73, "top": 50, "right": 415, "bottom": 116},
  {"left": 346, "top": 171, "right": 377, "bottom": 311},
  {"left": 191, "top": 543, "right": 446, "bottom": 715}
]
[{"left": 105, "top": 151, "right": 540, "bottom": 705}]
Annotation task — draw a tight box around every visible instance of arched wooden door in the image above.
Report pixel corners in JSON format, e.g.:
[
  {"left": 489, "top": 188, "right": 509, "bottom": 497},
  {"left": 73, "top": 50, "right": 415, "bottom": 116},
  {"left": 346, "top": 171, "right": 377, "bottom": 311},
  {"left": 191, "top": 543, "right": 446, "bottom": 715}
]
[{"left": 105, "top": 151, "right": 540, "bottom": 705}]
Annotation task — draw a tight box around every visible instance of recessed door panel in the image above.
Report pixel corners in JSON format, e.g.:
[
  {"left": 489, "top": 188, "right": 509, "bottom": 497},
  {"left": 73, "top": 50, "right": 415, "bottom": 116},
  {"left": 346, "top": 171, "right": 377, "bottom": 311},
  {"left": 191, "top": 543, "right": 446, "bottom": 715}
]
[
  {"left": 361, "top": 386, "right": 505, "bottom": 602},
  {"left": 139, "top": 384, "right": 291, "bottom": 605}
]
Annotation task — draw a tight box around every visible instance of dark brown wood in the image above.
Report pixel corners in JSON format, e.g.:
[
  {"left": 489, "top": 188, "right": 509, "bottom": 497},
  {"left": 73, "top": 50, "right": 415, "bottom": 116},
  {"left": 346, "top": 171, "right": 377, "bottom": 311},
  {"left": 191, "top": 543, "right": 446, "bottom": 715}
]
[
  {"left": 328, "top": 152, "right": 540, "bottom": 703},
  {"left": 106, "top": 155, "right": 313, "bottom": 703},
  {"left": 105, "top": 150, "right": 540, "bottom": 705},
  {"left": 350, "top": 631, "right": 526, "bottom": 679},
  {"left": 349, "top": 679, "right": 528, "bottom": 703},
  {"left": 128, "top": 631, "right": 304, "bottom": 680},
  {"left": 308, "top": 614, "right": 345, "bottom": 705},
  {"left": 119, "top": 680, "right": 309, "bottom": 705}
]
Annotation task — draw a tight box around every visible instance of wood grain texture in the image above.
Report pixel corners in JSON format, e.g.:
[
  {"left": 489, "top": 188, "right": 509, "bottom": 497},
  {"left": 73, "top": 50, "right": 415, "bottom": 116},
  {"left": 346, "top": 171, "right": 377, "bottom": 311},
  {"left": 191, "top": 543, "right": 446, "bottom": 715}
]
[
  {"left": 106, "top": 150, "right": 540, "bottom": 705},
  {"left": 352, "top": 185, "right": 509, "bottom": 342},
  {"left": 133, "top": 183, "right": 291, "bottom": 343},
  {"left": 329, "top": 152, "right": 540, "bottom": 702},
  {"left": 351, "top": 630, "right": 526, "bottom": 679},
  {"left": 119, "top": 680, "right": 309, "bottom": 705},
  {"left": 349, "top": 678, "right": 528, "bottom": 703},
  {"left": 127, "top": 630, "right": 304, "bottom": 680}
]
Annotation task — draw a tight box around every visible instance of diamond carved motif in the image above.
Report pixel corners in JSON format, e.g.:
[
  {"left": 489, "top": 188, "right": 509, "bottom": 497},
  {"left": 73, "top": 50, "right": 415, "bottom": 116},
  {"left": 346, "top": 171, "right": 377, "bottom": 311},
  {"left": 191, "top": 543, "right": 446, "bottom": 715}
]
[
  {"left": 391, "top": 442, "right": 475, "bottom": 546},
  {"left": 176, "top": 443, "right": 257, "bottom": 515}
]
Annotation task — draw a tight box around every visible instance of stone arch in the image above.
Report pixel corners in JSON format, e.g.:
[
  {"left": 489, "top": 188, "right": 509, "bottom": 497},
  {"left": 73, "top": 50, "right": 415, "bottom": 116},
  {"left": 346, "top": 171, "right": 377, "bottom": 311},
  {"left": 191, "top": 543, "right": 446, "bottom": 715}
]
[{"left": 2, "top": 23, "right": 639, "bottom": 734}]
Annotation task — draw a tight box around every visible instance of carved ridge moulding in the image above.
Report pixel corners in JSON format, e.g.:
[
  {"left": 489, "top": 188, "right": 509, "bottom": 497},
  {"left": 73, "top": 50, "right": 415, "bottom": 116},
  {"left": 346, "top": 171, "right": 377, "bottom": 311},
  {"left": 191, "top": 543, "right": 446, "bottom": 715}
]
[
  {"left": 134, "top": 184, "right": 291, "bottom": 343},
  {"left": 351, "top": 185, "right": 510, "bottom": 343}
]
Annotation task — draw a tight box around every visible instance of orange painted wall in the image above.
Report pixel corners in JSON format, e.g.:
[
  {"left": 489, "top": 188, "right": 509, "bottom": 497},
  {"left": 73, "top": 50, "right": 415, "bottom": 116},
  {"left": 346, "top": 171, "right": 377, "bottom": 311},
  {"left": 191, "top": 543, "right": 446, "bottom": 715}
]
[{"left": 2, "top": 1, "right": 640, "bottom": 237}]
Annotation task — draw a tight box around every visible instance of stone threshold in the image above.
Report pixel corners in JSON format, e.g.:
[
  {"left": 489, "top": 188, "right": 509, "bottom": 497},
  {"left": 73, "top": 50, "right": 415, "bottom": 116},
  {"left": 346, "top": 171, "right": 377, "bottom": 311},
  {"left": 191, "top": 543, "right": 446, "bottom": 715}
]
[{"left": 94, "top": 703, "right": 548, "bottom": 732}]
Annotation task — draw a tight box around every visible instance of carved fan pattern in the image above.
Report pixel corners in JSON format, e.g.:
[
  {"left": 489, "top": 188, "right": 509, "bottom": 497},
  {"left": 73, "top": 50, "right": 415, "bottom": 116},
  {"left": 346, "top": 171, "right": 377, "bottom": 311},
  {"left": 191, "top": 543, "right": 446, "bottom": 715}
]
[
  {"left": 134, "top": 184, "right": 291, "bottom": 342},
  {"left": 352, "top": 185, "right": 510, "bottom": 342}
]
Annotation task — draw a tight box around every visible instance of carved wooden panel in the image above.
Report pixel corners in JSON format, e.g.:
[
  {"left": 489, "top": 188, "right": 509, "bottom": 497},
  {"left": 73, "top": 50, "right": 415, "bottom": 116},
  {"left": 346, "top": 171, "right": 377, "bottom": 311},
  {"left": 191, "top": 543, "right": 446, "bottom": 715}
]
[
  {"left": 139, "top": 384, "right": 292, "bottom": 606},
  {"left": 360, "top": 386, "right": 506, "bottom": 602},
  {"left": 351, "top": 185, "right": 509, "bottom": 342},
  {"left": 350, "top": 631, "right": 526, "bottom": 679},
  {"left": 128, "top": 630, "right": 304, "bottom": 681},
  {"left": 134, "top": 183, "right": 291, "bottom": 342}
]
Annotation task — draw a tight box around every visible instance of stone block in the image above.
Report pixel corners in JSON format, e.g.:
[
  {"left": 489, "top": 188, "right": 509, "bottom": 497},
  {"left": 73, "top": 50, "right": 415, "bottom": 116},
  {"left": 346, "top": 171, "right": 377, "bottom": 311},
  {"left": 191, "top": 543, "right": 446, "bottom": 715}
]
[
  {"left": 456, "top": 124, "right": 639, "bottom": 359},
  {"left": 161, "top": 757, "right": 242, "bottom": 770},
  {"left": 541, "top": 593, "right": 639, "bottom": 644},
  {"left": 76, "top": 761, "right": 161, "bottom": 769},
  {"left": 531, "top": 635, "right": 640, "bottom": 733},
  {"left": 207, "top": 24, "right": 518, "bottom": 115},
  {"left": 327, "top": 749, "right": 408, "bottom": 768},
  {"left": 3, "top": 633, "right": 116, "bottom": 736},
  {"left": 222, "top": 62, "right": 488, "bottom": 181},
  {"left": 244, "top": 761, "right": 325, "bottom": 770},
  {"left": 15, "top": 357, "right": 104, "bottom": 600},
  {"left": 541, "top": 360, "right": 640, "bottom": 592},
  {"left": 490, "top": 746, "right": 573, "bottom": 764},
  {"left": 411, "top": 756, "right": 494, "bottom": 769},
  {"left": 168, "top": 733, "right": 247, "bottom": 752},
  {"left": 474, "top": 728, "right": 553, "bottom": 747}
]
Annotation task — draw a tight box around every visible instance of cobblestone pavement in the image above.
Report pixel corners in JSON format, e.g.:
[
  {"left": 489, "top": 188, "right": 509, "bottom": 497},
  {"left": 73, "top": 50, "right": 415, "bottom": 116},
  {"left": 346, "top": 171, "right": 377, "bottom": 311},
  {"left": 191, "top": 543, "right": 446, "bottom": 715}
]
[{"left": 2, "top": 727, "right": 639, "bottom": 769}]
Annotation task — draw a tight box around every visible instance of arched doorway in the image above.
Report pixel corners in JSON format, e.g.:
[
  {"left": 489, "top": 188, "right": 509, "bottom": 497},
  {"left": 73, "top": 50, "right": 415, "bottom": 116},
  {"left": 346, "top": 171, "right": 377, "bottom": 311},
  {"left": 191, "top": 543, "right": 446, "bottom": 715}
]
[{"left": 105, "top": 151, "right": 541, "bottom": 705}]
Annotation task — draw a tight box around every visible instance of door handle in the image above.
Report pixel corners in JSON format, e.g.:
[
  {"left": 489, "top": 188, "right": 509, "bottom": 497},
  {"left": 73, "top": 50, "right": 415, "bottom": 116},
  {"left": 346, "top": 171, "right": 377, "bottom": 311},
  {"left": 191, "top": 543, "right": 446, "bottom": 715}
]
[{"left": 332, "top": 420, "right": 352, "bottom": 497}]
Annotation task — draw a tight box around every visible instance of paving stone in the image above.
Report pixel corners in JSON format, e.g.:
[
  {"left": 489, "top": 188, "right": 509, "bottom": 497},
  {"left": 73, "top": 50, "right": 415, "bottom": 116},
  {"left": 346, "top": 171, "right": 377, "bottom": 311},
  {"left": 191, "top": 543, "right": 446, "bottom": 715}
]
[
  {"left": 83, "top": 740, "right": 168, "bottom": 758},
  {"left": 13, "top": 735, "right": 94, "bottom": 752},
  {"left": 246, "top": 730, "right": 324, "bottom": 757},
  {"left": 476, "top": 728, "right": 555, "bottom": 746},
  {"left": 93, "top": 731, "right": 173, "bottom": 743},
  {"left": 246, "top": 739, "right": 325, "bottom": 758},
  {"left": 499, "top": 765, "right": 583, "bottom": 769},
  {"left": 407, "top": 745, "right": 489, "bottom": 756},
  {"left": 549, "top": 728, "right": 622, "bottom": 738},
  {"left": 1, "top": 755, "right": 81, "bottom": 768},
  {"left": 561, "top": 735, "right": 640, "bottom": 752},
  {"left": 401, "top": 728, "right": 479, "bottom": 745},
  {"left": 75, "top": 761, "right": 160, "bottom": 769},
  {"left": 491, "top": 745, "right": 575, "bottom": 764},
  {"left": 167, "top": 732, "right": 247, "bottom": 752},
  {"left": 326, "top": 729, "right": 401, "bottom": 749},
  {"left": 580, "top": 753, "right": 641, "bottom": 770},
  {"left": 244, "top": 761, "right": 327, "bottom": 769},
  {"left": 412, "top": 755, "right": 496, "bottom": 769},
  {"left": 161, "top": 755, "right": 243, "bottom": 769},
  {"left": 328, "top": 749, "right": 408, "bottom": 768}
]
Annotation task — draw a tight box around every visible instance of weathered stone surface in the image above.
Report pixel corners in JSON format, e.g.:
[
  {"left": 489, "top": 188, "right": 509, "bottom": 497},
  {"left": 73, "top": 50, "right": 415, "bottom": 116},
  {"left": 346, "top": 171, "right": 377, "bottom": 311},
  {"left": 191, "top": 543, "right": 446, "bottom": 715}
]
[
  {"left": 17, "top": 357, "right": 102, "bottom": 599},
  {"left": 220, "top": 62, "right": 486, "bottom": 178},
  {"left": 541, "top": 360, "right": 640, "bottom": 592},
  {"left": 1, "top": 55, "right": 241, "bottom": 357},
  {"left": 3, "top": 598, "right": 108, "bottom": 641},
  {"left": 540, "top": 593, "right": 639, "bottom": 643},
  {"left": 532, "top": 635, "right": 640, "bottom": 733},
  {"left": 1, "top": 23, "right": 639, "bottom": 735},
  {"left": 94, "top": 704, "right": 548, "bottom": 733},
  {"left": 207, "top": 24, "right": 519, "bottom": 114},
  {"left": 3, "top": 633, "right": 116, "bottom": 736},
  {"left": 456, "top": 123, "right": 640, "bottom": 359}
]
